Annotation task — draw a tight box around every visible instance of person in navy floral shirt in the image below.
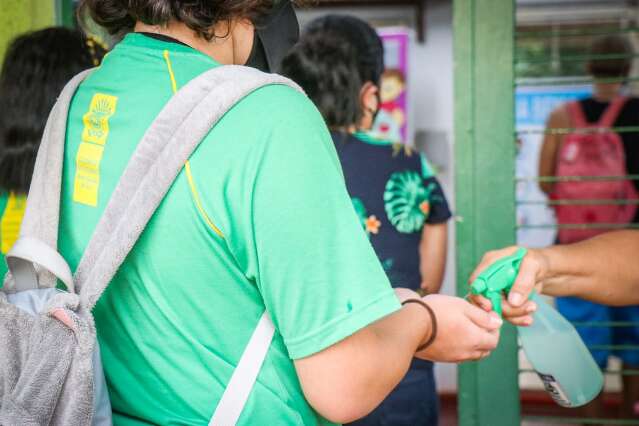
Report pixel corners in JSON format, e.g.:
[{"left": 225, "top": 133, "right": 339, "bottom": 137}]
[
  {"left": 282, "top": 14, "right": 452, "bottom": 426},
  {"left": 336, "top": 131, "right": 451, "bottom": 294}
]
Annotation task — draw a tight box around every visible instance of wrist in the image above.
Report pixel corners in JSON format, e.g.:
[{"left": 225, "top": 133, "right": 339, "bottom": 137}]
[
  {"left": 401, "top": 298, "right": 437, "bottom": 352},
  {"left": 531, "top": 247, "right": 553, "bottom": 287},
  {"left": 536, "top": 244, "right": 575, "bottom": 297}
]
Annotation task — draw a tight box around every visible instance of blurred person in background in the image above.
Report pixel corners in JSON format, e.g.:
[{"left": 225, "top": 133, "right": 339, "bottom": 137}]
[
  {"left": 282, "top": 15, "right": 452, "bottom": 426},
  {"left": 539, "top": 35, "right": 639, "bottom": 419},
  {"left": 0, "top": 27, "right": 106, "bottom": 278}
]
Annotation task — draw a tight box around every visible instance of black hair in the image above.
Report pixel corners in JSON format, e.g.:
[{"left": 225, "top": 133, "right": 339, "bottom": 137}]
[
  {"left": 77, "top": 0, "right": 309, "bottom": 40},
  {"left": 0, "top": 27, "right": 107, "bottom": 193},
  {"left": 281, "top": 15, "right": 384, "bottom": 129},
  {"left": 304, "top": 15, "right": 384, "bottom": 86},
  {"left": 282, "top": 32, "right": 362, "bottom": 129},
  {"left": 588, "top": 35, "right": 634, "bottom": 78}
]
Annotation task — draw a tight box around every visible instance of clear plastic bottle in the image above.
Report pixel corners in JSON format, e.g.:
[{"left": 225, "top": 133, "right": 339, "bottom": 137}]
[
  {"left": 518, "top": 292, "right": 604, "bottom": 407},
  {"left": 470, "top": 248, "right": 604, "bottom": 407}
]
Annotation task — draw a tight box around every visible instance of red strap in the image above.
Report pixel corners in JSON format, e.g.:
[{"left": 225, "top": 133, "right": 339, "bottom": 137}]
[
  {"left": 566, "top": 101, "right": 588, "bottom": 129},
  {"left": 598, "top": 96, "right": 628, "bottom": 128}
]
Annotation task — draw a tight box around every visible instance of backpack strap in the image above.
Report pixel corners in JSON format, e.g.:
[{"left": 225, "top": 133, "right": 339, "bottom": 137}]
[
  {"left": 209, "top": 311, "right": 275, "bottom": 426},
  {"left": 74, "top": 65, "right": 302, "bottom": 309},
  {"left": 7, "top": 237, "right": 73, "bottom": 293},
  {"left": 566, "top": 101, "right": 588, "bottom": 129},
  {"left": 598, "top": 96, "right": 628, "bottom": 128},
  {"left": 4, "top": 70, "right": 93, "bottom": 292}
]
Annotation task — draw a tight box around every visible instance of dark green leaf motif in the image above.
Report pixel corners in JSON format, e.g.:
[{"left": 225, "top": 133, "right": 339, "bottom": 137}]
[
  {"left": 351, "top": 197, "right": 368, "bottom": 227},
  {"left": 381, "top": 258, "right": 394, "bottom": 272},
  {"left": 384, "top": 171, "right": 435, "bottom": 233}
]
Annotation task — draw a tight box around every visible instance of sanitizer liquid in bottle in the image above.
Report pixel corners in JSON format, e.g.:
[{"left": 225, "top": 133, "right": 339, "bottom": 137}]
[{"left": 470, "top": 248, "right": 604, "bottom": 407}]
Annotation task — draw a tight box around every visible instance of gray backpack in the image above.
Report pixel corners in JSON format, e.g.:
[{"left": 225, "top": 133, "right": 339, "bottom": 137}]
[{"left": 0, "top": 66, "right": 302, "bottom": 426}]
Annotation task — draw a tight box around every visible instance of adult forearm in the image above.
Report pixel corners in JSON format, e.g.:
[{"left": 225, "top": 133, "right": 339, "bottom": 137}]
[
  {"left": 295, "top": 303, "right": 431, "bottom": 423},
  {"left": 539, "top": 231, "right": 639, "bottom": 305}
]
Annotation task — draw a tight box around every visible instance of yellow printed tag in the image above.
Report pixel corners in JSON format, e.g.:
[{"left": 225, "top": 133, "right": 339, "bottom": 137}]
[
  {"left": 81, "top": 94, "right": 117, "bottom": 145},
  {"left": 73, "top": 93, "right": 117, "bottom": 206},
  {"left": 1, "top": 193, "right": 26, "bottom": 254},
  {"left": 73, "top": 143, "right": 105, "bottom": 207}
]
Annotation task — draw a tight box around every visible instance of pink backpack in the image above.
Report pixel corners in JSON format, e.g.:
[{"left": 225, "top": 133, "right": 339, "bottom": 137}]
[{"left": 553, "top": 97, "right": 638, "bottom": 244}]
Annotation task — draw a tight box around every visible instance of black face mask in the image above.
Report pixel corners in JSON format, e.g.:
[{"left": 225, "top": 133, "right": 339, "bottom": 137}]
[{"left": 245, "top": 0, "right": 299, "bottom": 72}]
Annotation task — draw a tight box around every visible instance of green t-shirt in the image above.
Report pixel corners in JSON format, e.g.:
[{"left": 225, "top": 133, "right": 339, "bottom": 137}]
[{"left": 59, "top": 33, "right": 399, "bottom": 425}]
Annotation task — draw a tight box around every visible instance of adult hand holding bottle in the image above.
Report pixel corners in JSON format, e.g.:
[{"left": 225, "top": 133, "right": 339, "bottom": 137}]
[
  {"left": 468, "top": 230, "right": 639, "bottom": 324},
  {"left": 467, "top": 242, "right": 611, "bottom": 408},
  {"left": 468, "top": 246, "right": 546, "bottom": 325}
]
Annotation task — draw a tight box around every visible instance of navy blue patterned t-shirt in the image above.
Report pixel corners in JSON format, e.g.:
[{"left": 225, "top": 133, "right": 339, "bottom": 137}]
[{"left": 332, "top": 131, "right": 452, "bottom": 290}]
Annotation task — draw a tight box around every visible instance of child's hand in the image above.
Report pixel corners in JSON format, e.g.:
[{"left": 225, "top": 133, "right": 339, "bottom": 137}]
[{"left": 415, "top": 294, "right": 502, "bottom": 362}]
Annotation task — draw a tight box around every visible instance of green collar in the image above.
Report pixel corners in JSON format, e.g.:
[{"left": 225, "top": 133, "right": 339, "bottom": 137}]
[
  {"left": 352, "top": 131, "right": 394, "bottom": 146},
  {"left": 120, "top": 32, "right": 214, "bottom": 59}
]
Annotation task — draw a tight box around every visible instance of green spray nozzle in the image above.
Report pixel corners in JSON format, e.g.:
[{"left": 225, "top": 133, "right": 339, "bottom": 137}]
[{"left": 470, "top": 248, "right": 527, "bottom": 317}]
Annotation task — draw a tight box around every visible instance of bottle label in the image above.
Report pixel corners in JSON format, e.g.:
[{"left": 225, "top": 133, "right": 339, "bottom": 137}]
[{"left": 538, "top": 372, "right": 571, "bottom": 407}]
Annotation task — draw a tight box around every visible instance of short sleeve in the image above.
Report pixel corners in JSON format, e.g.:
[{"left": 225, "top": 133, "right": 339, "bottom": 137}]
[
  {"left": 238, "top": 88, "right": 399, "bottom": 359},
  {"left": 424, "top": 176, "right": 452, "bottom": 224},
  {"left": 417, "top": 153, "right": 451, "bottom": 224}
]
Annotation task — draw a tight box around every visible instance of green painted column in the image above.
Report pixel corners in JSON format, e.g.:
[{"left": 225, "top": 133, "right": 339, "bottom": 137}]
[
  {"left": 454, "top": 0, "right": 519, "bottom": 425},
  {"left": 60, "top": 0, "right": 75, "bottom": 28},
  {"left": 0, "top": 0, "right": 56, "bottom": 64}
]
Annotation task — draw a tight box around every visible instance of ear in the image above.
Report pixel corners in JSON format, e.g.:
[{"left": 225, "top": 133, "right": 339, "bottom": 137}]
[{"left": 359, "top": 81, "right": 379, "bottom": 115}]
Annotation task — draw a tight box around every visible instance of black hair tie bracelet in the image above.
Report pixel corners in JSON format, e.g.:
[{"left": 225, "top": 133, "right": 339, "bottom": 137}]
[{"left": 401, "top": 299, "right": 438, "bottom": 352}]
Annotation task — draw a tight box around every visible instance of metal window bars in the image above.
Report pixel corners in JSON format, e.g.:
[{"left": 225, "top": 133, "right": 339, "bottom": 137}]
[
  {"left": 515, "top": 3, "right": 639, "bottom": 425},
  {"left": 455, "top": 0, "right": 639, "bottom": 425},
  {"left": 516, "top": 27, "right": 639, "bottom": 40}
]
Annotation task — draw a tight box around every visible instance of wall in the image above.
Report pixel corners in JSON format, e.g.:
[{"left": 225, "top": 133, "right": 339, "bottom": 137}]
[
  {"left": 413, "top": 0, "right": 456, "bottom": 394},
  {"left": 297, "top": 0, "right": 458, "bottom": 392},
  {"left": 0, "top": 0, "right": 56, "bottom": 64}
]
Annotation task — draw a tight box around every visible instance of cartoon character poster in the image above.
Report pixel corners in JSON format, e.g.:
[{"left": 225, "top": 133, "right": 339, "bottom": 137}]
[{"left": 371, "top": 28, "right": 411, "bottom": 145}]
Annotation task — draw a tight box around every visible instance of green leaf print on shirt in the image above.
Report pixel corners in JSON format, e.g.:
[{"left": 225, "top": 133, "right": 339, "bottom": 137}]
[
  {"left": 352, "top": 197, "right": 368, "bottom": 225},
  {"left": 381, "top": 258, "right": 394, "bottom": 272},
  {"left": 384, "top": 170, "right": 436, "bottom": 233}
]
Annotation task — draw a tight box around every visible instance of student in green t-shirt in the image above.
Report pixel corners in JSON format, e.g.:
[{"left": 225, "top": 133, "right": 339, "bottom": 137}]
[
  {"left": 0, "top": 27, "right": 107, "bottom": 278},
  {"left": 65, "top": 1, "right": 502, "bottom": 424}
]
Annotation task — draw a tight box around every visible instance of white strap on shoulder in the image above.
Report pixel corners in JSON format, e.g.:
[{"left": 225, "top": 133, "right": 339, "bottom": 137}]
[
  {"left": 6, "top": 236, "right": 74, "bottom": 293},
  {"left": 209, "top": 312, "right": 275, "bottom": 426}
]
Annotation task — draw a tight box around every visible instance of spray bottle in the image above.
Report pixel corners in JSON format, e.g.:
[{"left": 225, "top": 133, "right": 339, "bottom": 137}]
[{"left": 470, "top": 248, "right": 604, "bottom": 407}]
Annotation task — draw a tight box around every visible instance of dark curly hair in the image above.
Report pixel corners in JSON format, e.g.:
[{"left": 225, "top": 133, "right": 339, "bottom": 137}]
[
  {"left": 77, "top": 0, "right": 298, "bottom": 40},
  {"left": 280, "top": 15, "right": 384, "bottom": 130},
  {"left": 0, "top": 27, "right": 106, "bottom": 193}
]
